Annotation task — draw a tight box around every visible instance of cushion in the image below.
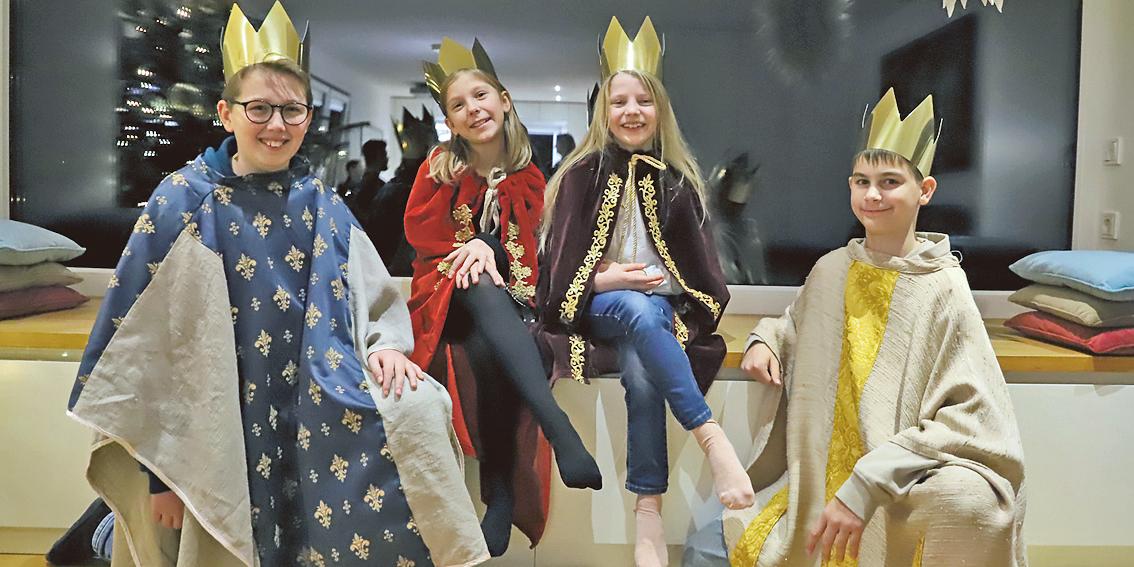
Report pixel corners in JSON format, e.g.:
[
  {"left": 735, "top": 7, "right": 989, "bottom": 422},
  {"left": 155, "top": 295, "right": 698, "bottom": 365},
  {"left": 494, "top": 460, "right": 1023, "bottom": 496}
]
[
  {"left": 0, "top": 219, "right": 86, "bottom": 266},
  {"left": 1009, "top": 250, "right": 1134, "bottom": 301},
  {"left": 0, "top": 285, "right": 89, "bottom": 320},
  {"left": 1005, "top": 311, "right": 1134, "bottom": 356},
  {"left": 0, "top": 262, "right": 82, "bottom": 293},
  {"left": 1010, "top": 284, "right": 1134, "bottom": 328}
]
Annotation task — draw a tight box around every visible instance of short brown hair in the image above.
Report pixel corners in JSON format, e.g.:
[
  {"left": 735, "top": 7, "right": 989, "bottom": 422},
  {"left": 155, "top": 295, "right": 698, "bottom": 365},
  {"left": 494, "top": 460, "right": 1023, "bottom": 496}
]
[
  {"left": 221, "top": 60, "right": 312, "bottom": 104},
  {"left": 852, "top": 148, "right": 925, "bottom": 183}
]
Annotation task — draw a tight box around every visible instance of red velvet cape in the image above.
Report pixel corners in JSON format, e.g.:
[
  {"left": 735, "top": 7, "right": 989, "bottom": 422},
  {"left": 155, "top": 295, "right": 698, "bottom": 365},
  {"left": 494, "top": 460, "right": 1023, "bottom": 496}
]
[{"left": 404, "top": 152, "right": 551, "bottom": 545}]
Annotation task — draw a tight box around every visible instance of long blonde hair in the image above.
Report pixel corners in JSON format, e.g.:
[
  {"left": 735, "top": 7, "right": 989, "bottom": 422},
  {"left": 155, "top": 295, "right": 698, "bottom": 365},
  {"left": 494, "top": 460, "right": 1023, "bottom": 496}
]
[
  {"left": 540, "top": 70, "right": 706, "bottom": 246},
  {"left": 427, "top": 69, "right": 533, "bottom": 185}
]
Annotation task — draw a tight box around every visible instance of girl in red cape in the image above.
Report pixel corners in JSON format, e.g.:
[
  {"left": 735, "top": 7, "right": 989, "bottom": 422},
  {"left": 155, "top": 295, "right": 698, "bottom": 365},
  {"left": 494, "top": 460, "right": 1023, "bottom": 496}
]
[
  {"left": 404, "top": 59, "right": 602, "bottom": 557},
  {"left": 537, "top": 68, "right": 756, "bottom": 567}
]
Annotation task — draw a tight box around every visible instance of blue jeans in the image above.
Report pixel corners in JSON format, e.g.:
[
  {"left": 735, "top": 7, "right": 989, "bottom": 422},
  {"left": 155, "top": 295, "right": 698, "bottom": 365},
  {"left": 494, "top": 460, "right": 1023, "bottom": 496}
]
[{"left": 585, "top": 290, "right": 713, "bottom": 494}]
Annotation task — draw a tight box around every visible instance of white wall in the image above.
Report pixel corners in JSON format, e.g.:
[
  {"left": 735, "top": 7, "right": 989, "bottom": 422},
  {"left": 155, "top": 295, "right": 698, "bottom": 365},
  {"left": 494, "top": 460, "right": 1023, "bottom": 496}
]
[
  {"left": 1073, "top": 0, "right": 1134, "bottom": 251},
  {"left": 307, "top": 50, "right": 412, "bottom": 178}
]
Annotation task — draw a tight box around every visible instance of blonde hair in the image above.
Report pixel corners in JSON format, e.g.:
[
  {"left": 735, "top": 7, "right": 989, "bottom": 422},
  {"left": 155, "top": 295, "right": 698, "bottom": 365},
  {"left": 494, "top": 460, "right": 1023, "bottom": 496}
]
[
  {"left": 428, "top": 69, "right": 533, "bottom": 185},
  {"left": 541, "top": 70, "right": 706, "bottom": 246},
  {"left": 221, "top": 60, "right": 312, "bottom": 104}
]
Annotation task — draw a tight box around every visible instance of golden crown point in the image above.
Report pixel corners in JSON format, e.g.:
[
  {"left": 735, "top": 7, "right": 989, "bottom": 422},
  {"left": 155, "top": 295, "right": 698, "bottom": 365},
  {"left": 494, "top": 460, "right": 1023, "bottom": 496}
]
[
  {"left": 392, "top": 106, "right": 440, "bottom": 160},
  {"left": 862, "top": 88, "right": 940, "bottom": 177},
  {"left": 423, "top": 37, "right": 499, "bottom": 109},
  {"left": 600, "top": 16, "right": 663, "bottom": 80},
  {"left": 221, "top": 1, "right": 309, "bottom": 81}
]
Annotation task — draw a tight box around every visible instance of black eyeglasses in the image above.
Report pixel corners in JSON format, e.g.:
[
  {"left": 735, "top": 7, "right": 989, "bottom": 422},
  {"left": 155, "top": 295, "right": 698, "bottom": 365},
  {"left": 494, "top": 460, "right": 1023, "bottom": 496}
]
[{"left": 230, "top": 99, "right": 312, "bottom": 125}]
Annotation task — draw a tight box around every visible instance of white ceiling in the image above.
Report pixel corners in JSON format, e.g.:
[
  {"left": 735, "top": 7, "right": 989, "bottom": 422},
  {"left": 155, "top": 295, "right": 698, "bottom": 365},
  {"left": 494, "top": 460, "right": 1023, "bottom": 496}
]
[{"left": 273, "top": 0, "right": 757, "bottom": 102}]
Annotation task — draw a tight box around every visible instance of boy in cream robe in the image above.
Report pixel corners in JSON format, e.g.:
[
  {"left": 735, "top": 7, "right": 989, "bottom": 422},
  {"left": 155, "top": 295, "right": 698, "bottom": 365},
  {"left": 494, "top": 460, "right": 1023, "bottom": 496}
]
[{"left": 687, "top": 89, "right": 1026, "bottom": 567}]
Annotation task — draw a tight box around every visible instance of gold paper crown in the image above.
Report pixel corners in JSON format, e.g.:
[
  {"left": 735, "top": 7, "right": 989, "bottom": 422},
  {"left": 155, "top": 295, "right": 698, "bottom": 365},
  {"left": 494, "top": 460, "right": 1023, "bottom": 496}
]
[
  {"left": 423, "top": 38, "right": 499, "bottom": 109},
  {"left": 861, "top": 88, "right": 940, "bottom": 177},
  {"left": 393, "top": 106, "right": 440, "bottom": 160},
  {"left": 221, "top": 1, "right": 310, "bottom": 81},
  {"left": 600, "top": 16, "right": 664, "bottom": 80}
]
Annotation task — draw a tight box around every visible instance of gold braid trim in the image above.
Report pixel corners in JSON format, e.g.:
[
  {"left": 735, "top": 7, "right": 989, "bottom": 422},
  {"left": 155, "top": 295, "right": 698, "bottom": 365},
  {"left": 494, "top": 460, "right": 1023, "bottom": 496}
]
[
  {"left": 568, "top": 334, "right": 587, "bottom": 383},
  {"left": 730, "top": 486, "right": 789, "bottom": 567},
  {"left": 673, "top": 312, "right": 690, "bottom": 350},
  {"left": 633, "top": 155, "right": 722, "bottom": 319},
  {"left": 453, "top": 204, "right": 475, "bottom": 243},
  {"left": 559, "top": 172, "right": 623, "bottom": 324},
  {"left": 913, "top": 537, "right": 925, "bottom": 567},
  {"left": 503, "top": 223, "right": 536, "bottom": 302}
]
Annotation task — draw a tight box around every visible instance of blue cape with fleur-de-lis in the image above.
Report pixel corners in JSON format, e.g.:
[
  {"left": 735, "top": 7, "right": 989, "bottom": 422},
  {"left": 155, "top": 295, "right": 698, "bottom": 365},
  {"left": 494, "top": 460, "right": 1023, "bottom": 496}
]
[{"left": 67, "top": 140, "right": 485, "bottom": 567}]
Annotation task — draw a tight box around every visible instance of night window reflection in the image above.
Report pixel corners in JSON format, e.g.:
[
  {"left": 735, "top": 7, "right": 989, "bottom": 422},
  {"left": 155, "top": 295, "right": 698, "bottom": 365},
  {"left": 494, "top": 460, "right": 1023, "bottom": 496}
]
[{"left": 10, "top": 0, "right": 1080, "bottom": 290}]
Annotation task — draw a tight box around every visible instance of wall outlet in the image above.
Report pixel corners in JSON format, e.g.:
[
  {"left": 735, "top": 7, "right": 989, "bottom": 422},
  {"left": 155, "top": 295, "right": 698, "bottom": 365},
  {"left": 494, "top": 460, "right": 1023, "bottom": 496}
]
[
  {"left": 1101, "top": 210, "right": 1120, "bottom": 240},
  {"left": 1104, "top": 138, "right": 1123, "bottom": 165}
]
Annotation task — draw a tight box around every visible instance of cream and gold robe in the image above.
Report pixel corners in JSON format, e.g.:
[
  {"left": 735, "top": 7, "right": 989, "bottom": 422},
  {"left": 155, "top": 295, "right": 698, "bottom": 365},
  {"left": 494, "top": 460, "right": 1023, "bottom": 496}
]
[{"left": 725, "top": 234, "right": 1026, "bottom": 567}]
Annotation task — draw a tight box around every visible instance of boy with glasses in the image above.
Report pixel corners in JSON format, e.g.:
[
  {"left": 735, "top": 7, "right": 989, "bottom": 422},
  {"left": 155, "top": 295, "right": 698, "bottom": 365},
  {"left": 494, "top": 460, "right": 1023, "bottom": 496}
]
[{"left": 64, "top": 3, "right": 488, "bottom": 566}]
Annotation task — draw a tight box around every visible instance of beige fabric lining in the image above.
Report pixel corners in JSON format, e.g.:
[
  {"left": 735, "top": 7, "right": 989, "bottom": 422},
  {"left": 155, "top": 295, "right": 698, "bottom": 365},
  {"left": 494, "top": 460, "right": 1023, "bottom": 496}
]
[{"left": 70, "top": 230, "right": 254, "bottom": 566}]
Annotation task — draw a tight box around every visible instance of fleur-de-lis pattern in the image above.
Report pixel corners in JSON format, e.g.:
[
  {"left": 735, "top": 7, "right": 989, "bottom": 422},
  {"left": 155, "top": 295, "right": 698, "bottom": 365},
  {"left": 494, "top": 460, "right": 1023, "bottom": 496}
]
[
  {"left": 325, "top": 347, "right": 343, "bottom": 371},
  {"left": 341, "top": 409, "right": 362, "bottom": 434},
  {"left": 69, "top": 150, "right": 429, "bottom": 566},
  {"left": 313, "top": 234, "right": 328, "bottom": 257},
  {"left": 350, "top": 533, "right": 370, "bottom": 560},
  {"left": 273, "top": 287, "right": 291, "bottom": 311},
  {"left": 331, "top": 454, "right": 349, "bottom": 482},
  {"left": 236, "top": 254, "right": 257, "bottom": 281},
  {"left": 133, "top": 213, "right": 156, "bottom": 234},
  {"left": 253, "top": 212, "right": 272, "bottom": 238}
]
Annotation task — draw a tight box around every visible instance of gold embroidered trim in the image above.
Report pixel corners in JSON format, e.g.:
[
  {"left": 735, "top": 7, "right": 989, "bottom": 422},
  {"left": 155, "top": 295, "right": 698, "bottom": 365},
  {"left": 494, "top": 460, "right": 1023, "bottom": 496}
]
[
  {"left": 504, "top": 223, "right": 535, "bottom": 302},
  {"left": 633, "top": 155, "right": 722, "bottom": 319},
  {"left": 568, "top": 334, "right": 587, "bottom": 383},
  {"left": 674, "top": 312, "right": 690, "bottom": 350},
  {"left": 559, "top": 172, "right": 623, "bottom": 324},
  {"left": 730, "top": 486, "right": 789, "bottom": 567},
  {"left": 913, "top": 537, "right": 925, "bottom": 567},
  {"left": 453, "top": 204, "right": 475, "bottom": 243}
]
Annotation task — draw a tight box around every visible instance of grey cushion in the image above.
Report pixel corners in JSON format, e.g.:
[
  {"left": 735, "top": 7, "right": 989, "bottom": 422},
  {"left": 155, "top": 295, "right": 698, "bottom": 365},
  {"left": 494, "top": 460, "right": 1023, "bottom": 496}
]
[
  {"left": 1010, "top": 284, "right": 1134, "bottom": 328},
  {"left": 0, "top": 262, "right": 82, "bottom": 293}
]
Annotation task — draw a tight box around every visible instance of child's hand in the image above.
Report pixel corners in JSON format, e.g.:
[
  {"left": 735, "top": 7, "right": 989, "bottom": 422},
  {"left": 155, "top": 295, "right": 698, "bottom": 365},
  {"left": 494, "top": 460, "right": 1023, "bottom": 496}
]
[
  {"left": 807, "top": 497, "right": 863, "bottom": 563},
  {"left": 151, "top": 491, "right": 184, "bottom": 530},
  {"left": 741, "top": 343, "right": 781, "bottom": 386},
  {"left": 368, "top": 349, "right": 425, "bottom": 399},
  {"left": 594, "top": 261, "right": 664, "bottom": 293},
  {"left": 442, "top": 239, "right": 505, "bottom": 289}
]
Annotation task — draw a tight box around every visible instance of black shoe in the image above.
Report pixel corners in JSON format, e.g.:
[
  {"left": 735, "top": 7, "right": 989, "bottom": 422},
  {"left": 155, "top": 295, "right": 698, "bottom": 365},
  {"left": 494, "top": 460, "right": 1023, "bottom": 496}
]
[{"left": 46, "top": 498, "right": 111, "bottom": 566}]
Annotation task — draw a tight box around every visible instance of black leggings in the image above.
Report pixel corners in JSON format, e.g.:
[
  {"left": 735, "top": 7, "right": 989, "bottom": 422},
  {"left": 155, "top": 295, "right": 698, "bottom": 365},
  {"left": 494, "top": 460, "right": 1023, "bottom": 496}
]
[{"left": 446, "top": 280, "right": 575, "bottom": 491}]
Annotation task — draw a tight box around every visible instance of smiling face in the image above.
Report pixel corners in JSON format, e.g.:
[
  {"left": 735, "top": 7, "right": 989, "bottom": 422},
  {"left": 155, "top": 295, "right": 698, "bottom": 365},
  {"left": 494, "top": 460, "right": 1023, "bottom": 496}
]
[
  {"left": 606, "top": 72, "right": 658, "bottom": 151},
  {"left": 848, "top": 154, "right": 936, "bottom": 240},
  {"left": 217, "top": 68, "right": 311, "bottom": 174},
  {"left": 442, "top": 70, "right": 512, "bottom": 147}
]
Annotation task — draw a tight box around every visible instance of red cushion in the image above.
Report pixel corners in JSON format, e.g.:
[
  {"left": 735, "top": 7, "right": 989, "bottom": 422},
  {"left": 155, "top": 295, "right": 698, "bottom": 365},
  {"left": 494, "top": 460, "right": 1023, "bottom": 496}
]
[
  {"left": 0, "top": 285, "right": 88, "bottom": 320},
  {"left": 1005, "top": 311, "right": 1134, "bottom": 356}
]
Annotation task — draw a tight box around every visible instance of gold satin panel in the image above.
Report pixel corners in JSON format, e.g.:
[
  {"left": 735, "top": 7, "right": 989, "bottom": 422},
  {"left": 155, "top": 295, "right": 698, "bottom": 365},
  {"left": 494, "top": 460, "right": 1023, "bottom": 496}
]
[
  {"left": 823, "top": 261, "right": 899, "bottom": 566},
  {"left": 730, "top": 486, "right": 790, "bottom": 567}
]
